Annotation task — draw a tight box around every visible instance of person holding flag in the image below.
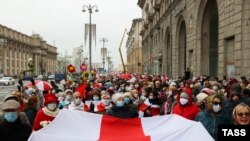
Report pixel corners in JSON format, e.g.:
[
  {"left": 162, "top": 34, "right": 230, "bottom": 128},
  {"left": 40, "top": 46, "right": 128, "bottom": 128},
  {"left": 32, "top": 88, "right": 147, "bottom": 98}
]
[
  {"left": 33, "top": 93, "right": 60, "bottom": 131},
  {"left": 68, "top": 91, "right": 89, "bottom": 111}
]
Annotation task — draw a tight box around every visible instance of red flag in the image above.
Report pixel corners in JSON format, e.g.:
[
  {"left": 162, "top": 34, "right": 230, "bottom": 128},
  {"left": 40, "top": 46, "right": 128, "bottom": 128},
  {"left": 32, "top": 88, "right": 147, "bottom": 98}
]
[{"left": 75, "top": 83, "right": 87, "bottom": 100}]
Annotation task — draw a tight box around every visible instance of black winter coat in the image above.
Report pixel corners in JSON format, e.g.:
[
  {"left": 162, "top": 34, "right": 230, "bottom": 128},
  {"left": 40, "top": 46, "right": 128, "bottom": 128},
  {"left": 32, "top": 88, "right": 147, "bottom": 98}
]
[
  {"left": 23, "top": 107, "right": 38, "bottom": 127},
  {"left": 106, "top": 105, "right": 138, "bottom": 119},
  {"left": 0, "top": 117, "right": 32, "bottom": 141}
]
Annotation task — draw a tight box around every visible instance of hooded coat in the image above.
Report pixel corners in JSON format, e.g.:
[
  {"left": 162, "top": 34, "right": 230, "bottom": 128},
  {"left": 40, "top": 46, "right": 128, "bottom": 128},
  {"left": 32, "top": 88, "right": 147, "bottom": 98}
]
[{"left": 172, "top": 88, "right": 200, "bottom": 120}]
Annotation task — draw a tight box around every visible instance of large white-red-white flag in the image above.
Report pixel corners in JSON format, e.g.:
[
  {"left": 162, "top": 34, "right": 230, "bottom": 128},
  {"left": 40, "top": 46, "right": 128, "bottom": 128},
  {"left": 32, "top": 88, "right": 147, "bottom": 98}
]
[{"left": 28, "top": 109, "right": 214, "bottom": 141}]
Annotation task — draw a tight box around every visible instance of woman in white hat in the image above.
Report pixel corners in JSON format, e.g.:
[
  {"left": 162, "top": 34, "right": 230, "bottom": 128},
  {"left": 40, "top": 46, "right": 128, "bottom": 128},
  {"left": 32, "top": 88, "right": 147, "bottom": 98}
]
[{"left": 106, "top": 93, "right": 138, "bottom": 118}]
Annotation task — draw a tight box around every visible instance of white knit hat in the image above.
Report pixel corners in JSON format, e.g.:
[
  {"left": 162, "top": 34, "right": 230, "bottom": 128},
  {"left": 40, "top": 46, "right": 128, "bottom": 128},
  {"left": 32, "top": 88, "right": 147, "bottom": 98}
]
[
  {"left": 65, "top": 89, "right": 73, "bottom": 94},
  {"left": 196, "top": 93, "right": 208, "bottom": 103},
  {"left": 112, "top": 93, "right": 124, "bottom": 103},
  {"left": 123, "top": 92, "right": 133, "bottom": 99},
  {"left": 170, "top": 82, "right": 177, "bottom": 87}
]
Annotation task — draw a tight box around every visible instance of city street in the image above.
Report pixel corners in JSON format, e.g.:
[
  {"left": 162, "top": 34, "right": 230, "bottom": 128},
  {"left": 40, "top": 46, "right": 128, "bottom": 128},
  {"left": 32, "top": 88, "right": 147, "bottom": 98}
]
[
  {"left": 0, "top": 84, "right": 17, "bottom": 103},
  {"left": 0, "top": 80, "right": 63, "bottom": 115}
]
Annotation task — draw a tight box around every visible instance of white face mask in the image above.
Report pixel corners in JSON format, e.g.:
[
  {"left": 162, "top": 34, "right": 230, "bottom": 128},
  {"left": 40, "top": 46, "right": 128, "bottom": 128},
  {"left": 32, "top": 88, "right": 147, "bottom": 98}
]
[
  {"left": 180, "top": 98, "right": 189, "bottom": 105},
  {"left": 190, "top": 84, "right": 194, "bottom": 88},
  {"left": 101, "top": 99, "right": 111, "bottom": 106},
  {"left": 212, "top": 86, "right": 219, "bottom": 91},
  {"left": 213, "top": 104, "right": 221, "bottom": 112},
  {"left": 47, "top": 103, "right": 57, "bottom": 111},
  {"left": 66, "top": 95, "right": 72, "bottom": 101},
  {"left": 74, "top": 98, "right": 81, "bottom": 105}
]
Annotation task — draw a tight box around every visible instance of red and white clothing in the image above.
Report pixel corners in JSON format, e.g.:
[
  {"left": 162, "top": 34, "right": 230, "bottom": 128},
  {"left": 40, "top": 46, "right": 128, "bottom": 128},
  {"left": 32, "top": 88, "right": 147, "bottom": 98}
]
[
  {"left": 68, "top": 102, "right": 89, "bottom": 111},
  {"left": 94, "top": 102, "right": 112, "bottom": 115},
  {"left": 138, "top": 99, "right": 161, "bottom": 117},
  {"left": 33, "top": 107, "right": 60, "bottom": 131}
]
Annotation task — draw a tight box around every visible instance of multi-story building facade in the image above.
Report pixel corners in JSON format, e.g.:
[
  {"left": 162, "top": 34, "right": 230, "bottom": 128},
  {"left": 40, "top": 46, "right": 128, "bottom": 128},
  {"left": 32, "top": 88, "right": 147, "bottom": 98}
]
[
  {"left": 0, "top": 24, "right": 58, "bottom": 77},
  {"left": 127, "top": 18, "right": 143, "bottom": 74},
  {"left": 138, "top": 0, "right": 250, "bottom": 79}
]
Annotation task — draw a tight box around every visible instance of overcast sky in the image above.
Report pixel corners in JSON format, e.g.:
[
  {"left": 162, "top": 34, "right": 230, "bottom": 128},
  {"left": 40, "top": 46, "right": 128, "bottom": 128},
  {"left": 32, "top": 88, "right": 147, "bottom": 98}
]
[{"left": 0, "top": 0, "right": 141, "bottom": 69}]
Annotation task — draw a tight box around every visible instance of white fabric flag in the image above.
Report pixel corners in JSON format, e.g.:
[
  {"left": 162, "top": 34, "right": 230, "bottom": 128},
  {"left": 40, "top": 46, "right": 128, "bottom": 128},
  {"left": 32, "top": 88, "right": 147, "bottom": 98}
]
[{"left": 28, "top": 109, "right": 214, "bottom": 141}]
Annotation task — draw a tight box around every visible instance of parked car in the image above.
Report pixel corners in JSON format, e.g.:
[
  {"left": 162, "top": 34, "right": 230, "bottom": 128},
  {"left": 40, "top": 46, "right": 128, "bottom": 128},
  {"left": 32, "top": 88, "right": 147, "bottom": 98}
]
[
  {"left": 22, "top": 75, "right": 33, "bottom": 81},
  {"left": 48, "top": 74, "right": 55, "bottom": 80},
  {"left": 0, "top": 77, "right": 15, "bottom": 86},
  {"left": 55, "top": 73, "right": 66, "bottom": 83},
  {"left": 34, "top": 75, "right": 44, "bottom": 80}
]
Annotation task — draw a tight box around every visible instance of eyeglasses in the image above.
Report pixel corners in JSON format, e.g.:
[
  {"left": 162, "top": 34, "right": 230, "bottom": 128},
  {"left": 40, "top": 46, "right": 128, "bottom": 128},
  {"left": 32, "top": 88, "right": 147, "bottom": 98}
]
[
  {"left": 212, "top": 102, "right": 222, "bottom": 105},
  {"left": 236, "top": 112, "right": 250, "bottom": 117}
]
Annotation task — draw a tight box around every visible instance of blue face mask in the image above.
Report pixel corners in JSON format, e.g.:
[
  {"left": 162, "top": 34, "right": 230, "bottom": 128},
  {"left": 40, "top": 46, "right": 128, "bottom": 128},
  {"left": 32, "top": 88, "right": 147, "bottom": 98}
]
[
  {"left": 116, "top": 101, "right": 125, "bottom": 107},
  {"left": 93, "top": 96, "right": 100, "bottom": 101},
  {"left": 124, "top": 97, "right": 131, "bottom": 104},
  {"left": 4, "top": 112, "right": 18, "bottom": 123}
]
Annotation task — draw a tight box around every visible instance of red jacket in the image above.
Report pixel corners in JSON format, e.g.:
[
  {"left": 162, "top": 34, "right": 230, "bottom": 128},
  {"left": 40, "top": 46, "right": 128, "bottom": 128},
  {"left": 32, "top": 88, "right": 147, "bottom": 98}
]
[
  {"left": 33, "top": 108, "right": 59, "bottom": 131},
  {"left": 172, "top": 88, "right": 200, "bottom": 120}
]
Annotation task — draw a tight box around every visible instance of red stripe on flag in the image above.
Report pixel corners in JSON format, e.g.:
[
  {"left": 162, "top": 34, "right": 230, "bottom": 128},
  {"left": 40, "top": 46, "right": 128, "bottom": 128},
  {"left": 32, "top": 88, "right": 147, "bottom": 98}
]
[{"left": 98, "top": 116, "right": 151, "bottom": 141}]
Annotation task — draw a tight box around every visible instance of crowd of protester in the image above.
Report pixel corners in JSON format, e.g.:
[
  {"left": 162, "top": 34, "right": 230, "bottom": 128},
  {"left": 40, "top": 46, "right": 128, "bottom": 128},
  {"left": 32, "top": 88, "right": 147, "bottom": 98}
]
[{"left": 0, "top": 73, "right": 250, "bottom": 141}]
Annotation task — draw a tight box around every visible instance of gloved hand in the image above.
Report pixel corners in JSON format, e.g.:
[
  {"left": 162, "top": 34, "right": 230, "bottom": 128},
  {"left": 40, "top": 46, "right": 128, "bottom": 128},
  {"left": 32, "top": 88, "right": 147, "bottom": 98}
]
[{"left": 90, "top": 102, "right": 95, "bottom": 112}]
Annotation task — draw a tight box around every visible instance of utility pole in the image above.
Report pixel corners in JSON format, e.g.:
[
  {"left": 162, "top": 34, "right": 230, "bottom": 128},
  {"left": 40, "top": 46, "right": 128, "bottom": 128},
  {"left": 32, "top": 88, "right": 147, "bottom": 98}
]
[
  {"left": 100, "top": 38, "right": 108, "bottom": 71},
  {"left": 119, "top": 29, "right": 127, "bottom": 73}
]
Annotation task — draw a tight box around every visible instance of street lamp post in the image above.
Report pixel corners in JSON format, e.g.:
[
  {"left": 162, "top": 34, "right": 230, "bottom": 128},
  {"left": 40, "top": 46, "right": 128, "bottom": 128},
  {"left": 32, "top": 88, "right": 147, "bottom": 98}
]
[
  {"left": 82, "top": 4, "right": 98, "bottom": 75},
  {"left": 100, "top": 38, "right": 108, "bottom": 71}
]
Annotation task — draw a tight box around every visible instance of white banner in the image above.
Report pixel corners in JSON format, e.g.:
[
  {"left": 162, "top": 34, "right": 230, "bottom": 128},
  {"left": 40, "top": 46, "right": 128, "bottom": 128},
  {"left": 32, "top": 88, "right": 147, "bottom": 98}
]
[{"left": 28, "top": 109, "right": 214, "bottom": 141}]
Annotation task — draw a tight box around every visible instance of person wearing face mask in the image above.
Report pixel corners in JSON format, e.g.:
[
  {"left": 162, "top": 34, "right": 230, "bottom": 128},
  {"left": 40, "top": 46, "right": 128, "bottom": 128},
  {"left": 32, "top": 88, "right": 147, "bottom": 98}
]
[
  {"left": 68, "top": 92, "right": 89, "bottom": 111},
  {"left": 211, "top": 82, "right": 221, "bottom": 94},
  {"left": 195, "top": 93, "right": 208, "bottom": 110},
  {"left": 124, "top": 92, "right": 138, "bottom": 113},
  {"left": 93, "top": 94, "right": 112, "bottom": 115},
  {"left": 33, "top": 93, "right": 60, "bottom": 131},
  {"left": 106, "top": 93, "right": 138, "bottom": 118},
  {"left": 57, "top": 92, "right": 67, "bottom": 109},
  {"left": 1, "top": 94, "right": 30, "bottom": 126},
  {"left": 0, "top": 100, "right": 32, "bottom": 141},
  {"left": 195, "top": 94, "right": 230, "bottom": 140},
  {"left": 64, "top": 89, "right": 73, "bottom": 106},
  {"left": 172, "top": 88, "right": 200, "bottom": 120},
  {"left": 131, "top": 89, "right": 141, "bottom": 106},
  {"left": 139, "top": 91, "right": 161, "bottom": 117}
]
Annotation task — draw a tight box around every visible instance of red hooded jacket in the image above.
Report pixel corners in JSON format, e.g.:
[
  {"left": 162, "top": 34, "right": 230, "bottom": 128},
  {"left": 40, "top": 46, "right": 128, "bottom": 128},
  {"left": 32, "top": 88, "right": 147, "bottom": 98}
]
[{"left": 172, "top": 88, "right": 200, "bottom": 120}]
